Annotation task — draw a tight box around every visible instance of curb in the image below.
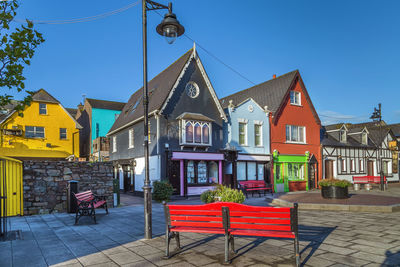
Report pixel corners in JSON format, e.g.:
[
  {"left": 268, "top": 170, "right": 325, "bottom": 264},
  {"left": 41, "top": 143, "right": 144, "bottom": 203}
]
[{"left": 269, "top": 198, "right": 400, "bottom": 213}]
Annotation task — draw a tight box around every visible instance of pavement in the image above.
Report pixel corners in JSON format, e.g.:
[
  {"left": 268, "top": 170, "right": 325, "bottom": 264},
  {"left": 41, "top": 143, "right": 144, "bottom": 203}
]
[{"left": 1, "top": 194, "right": 400, "bottom": 267}]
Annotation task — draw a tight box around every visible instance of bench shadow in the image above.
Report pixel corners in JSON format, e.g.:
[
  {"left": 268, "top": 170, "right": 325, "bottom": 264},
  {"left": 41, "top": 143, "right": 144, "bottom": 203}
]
[
  {"left": 382, "top": 250, "right": 400, "bottom": 266},
  {"left": 229, "top": 224, "right": 336, "bottom": 266},
  {"left": 170, "top": 234, "right": 221, "bottom": 255}
]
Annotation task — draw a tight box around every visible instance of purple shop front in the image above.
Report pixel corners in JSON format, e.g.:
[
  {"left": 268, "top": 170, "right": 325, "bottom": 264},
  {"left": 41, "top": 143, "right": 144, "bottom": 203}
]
[{"left": 171, "top": 151, "right": 224, "bottom": 196}]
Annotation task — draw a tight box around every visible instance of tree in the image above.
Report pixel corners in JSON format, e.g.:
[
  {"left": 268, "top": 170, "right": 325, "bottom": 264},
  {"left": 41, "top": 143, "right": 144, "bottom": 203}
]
[{"left": 0, "top": 0, "right": 44, "bottom": 113}]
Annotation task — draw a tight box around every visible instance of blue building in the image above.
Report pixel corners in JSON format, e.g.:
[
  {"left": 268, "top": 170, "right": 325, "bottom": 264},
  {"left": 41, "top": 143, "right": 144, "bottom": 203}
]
[
  {"left": 221, "top": 97, "right": 271, "bottom": 185},
  {"left": 76, "top": 98, "right": 125, "bottom": 161}
]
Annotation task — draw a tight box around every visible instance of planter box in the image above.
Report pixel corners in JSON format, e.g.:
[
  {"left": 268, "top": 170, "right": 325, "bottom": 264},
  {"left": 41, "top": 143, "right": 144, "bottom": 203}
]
[
  {"left": 289, "top": 181, "right": 307, "bottom": 192},
  {"left": 321, "top": 186, "right": 349, "bottom": 199}
]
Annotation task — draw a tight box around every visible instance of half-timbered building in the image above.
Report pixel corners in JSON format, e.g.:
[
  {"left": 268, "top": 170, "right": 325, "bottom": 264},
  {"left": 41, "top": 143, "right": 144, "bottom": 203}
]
[{"left": 321, "top": 121, "right": 399, "bottom": 182}]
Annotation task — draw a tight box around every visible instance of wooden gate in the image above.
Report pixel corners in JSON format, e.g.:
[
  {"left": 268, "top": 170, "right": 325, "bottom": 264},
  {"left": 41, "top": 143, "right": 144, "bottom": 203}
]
[{"left": 0, "top": 156, "right": 23, "bottom": 217}]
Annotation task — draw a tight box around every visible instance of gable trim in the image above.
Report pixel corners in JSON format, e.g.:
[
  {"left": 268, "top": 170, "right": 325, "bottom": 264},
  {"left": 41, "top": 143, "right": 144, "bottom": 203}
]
[{"left": 159, "top": 48, "right": 228, "bottom": 122}]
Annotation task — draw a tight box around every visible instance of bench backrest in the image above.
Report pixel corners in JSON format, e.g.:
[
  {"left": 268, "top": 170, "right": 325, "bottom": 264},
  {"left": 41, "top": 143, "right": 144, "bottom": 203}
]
[
  {"left": 239, "top": 180, "right": 266, "bottom": 188},
  {"left": 221, "top": 202, "right": 297, "bottom": 233},
  {"left": 164, "top": 202, "right": 227, "bottom": 230},
  {"left": 73, "top": 190, "right": 94, "bottom": 203},
  {"left": 353, "top": 176, "right": 387, "bottom": 183}
]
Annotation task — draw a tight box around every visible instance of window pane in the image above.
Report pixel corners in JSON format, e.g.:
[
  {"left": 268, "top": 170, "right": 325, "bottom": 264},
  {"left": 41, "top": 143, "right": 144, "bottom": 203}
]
[
  {"left": 255, "top": 125, "right": 261, "bottom": 146},
  {"left": 197, "top": 161, "right": 207, "bottom": 184},
  {"left": 187, "top": 161, "right": 195, "bottom": 184},
  {"left": 194, "top": 123, "right": 201, "bottom": 143},
  {"left": 185, "top": 122, "right": 193, "bottom": 143},
  {"left": 36, "top": 127, "right": 45, "bottom": 138},
  {"left": 237, "top": 162, "right": 246, "bottom": 180},
  {"left": 290, "top": 91, "right": 294, "bottom": 104},
  {"left": 239, "top": 123, "right": 246, "bottom": 145},
  {"left": 208, "top": 161, "right": 218, "bottom": 183},
  {"left": 292, "top": 126, "right": 298, "bottom": 141},
  {"left": 247, "top": 162, "right": 257, "bottom": 180},
  {"left": 202, "top": 124, "right": 209, "bottom": 144},
  {"left": 286, "top": 125, "right": 290, "bottom": 141},
  {"left": 299, "top": 127, "right": 304, "bottom": 142},
  {"left": 295, "top": 92, "right": 300, "bottom": 104}
]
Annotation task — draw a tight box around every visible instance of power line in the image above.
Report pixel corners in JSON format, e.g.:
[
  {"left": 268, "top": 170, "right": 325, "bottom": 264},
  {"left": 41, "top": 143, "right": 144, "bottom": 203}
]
[{"left": 13, "top": 1, "right": 140, "bottom": 25}]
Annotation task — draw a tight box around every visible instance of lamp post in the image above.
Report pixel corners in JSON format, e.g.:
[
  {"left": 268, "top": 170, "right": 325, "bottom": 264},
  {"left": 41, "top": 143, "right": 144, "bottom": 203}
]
[
  {"left": 370, "top": 103, "right": 385, "bottom": 191},
  {"left": 141, "top": 0, "right": 184, "bottom": 239}
]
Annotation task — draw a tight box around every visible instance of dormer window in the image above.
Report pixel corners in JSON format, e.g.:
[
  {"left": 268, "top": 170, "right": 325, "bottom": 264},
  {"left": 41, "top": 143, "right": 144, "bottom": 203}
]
[
  {"left": 339, "top": 129, "right": 346, "bottom": 143},
  {"left": 290, "top": 91, "right": 301, "bottom": 105},
  {"left": 362, "top": 132, "right": 368, "bottom": 145}
]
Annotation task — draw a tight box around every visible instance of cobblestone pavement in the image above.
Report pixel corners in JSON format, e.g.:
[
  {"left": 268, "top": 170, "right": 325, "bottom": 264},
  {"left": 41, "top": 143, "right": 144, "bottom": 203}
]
[{"left": 1, "top": 201, "right": 400, "bottom": 267}]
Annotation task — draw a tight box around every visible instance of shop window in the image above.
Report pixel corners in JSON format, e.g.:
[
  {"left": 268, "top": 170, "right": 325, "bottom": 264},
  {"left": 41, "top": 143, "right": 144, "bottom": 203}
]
[
  {"left": 187, "top": 161, "right": 195, "bottom": 184},
  {"left": 287, "top": 163, "right": 305, "bottom": 181},
  {"left": 208, "top": 161, "right": 218, "bottom": 184},
  {"left": 237, "top": 162, "right": 246, "bottom": 181},
  {"left": 197, "top": 161, "right": 207, "bottom": 184}
]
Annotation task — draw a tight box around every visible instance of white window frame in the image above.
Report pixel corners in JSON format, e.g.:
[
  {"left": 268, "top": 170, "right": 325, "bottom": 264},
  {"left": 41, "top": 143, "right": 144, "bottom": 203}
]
[
  {"left": 239, "top": 122, "right": 248, "bottom": 146},
  {"left": 112, "top": 136, "right": 117, "bottom": 152},
  {"left": 286, "top": 125, "right": 306, "bottom": 143},
  {"left": 25, "top": 126, "right": 45, "bottom": 138},
  {"left": 128, "top": 128, "right": 134, "bottom": 149},
  {"left": 181, "top": 120, "right": 212, "bottom": 146},
  {"left": 290, "top": 91, "right": 301, "bottom": 105},
  {"left": 39, "top": 103, "right": 47, "bottom": 115},
  {"left": 254, "top": 123, "right": 263, "bottom": 147},
  {"left": 359, "top": 159, "right": 364, "bottom": 172},
  {"left": 350, "top": 159, "right": 355, "bottom": 172}
]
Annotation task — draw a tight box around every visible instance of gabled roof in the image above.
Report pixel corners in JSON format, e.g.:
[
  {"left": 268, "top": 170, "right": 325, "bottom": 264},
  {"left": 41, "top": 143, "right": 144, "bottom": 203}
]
[
  {"left": 108, "top": 47, "right": 227, "bottom": 135},
  {"left": 220, "top": 70, "right": 320, "bottom": 124},
  {"left": 388, "top": 123, "right": 400, "bottom": 137},
  {"left": 86, "top": 98, "right": 125, "bottom": 111},
  {"left": 32, "top": 89, "right": 59, "bottom": 103},
  {"left": 66, "top": 108, "right": 78, "bottom": 118}
]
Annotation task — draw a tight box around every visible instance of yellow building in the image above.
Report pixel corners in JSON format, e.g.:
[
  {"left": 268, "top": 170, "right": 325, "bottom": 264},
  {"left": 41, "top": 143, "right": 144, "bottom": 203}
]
[{"left": 0, "top": 89, "right": 82, "bottom": 160}]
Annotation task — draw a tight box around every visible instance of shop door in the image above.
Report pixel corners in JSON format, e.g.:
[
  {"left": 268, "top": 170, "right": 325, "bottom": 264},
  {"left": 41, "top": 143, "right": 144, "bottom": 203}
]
[
  {"left": 274, "top": 164, "right": 284, "bottom": 193},
  {"left": 325, "top": 160, "right": 334, "bottom": 179},
  {"left": 367, "top": 161, "right": 374, "bottom": 176},
  {"left": 309, "top": 164, "right": 316, "bottom": 189},
  {"left": 169, "top": 161, "right": 180, "bottom": 195}
]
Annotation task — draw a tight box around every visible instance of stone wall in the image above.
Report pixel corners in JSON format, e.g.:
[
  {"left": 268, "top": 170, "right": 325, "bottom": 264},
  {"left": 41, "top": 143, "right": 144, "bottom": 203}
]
[{"left": 23, "top": 161, "right": 114, "bottom": 215}]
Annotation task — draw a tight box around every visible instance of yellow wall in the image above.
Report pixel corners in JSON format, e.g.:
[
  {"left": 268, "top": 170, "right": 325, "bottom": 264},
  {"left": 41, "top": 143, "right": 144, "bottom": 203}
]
[{"left": 0, "top": 102, "right": 80, "bottom": 159}]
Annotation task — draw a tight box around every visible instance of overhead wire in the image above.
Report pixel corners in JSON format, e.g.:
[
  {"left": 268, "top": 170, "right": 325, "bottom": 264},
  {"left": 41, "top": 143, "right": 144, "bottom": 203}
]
[{"left": 12, "top": 1, "right": 140, "bottom": 24}]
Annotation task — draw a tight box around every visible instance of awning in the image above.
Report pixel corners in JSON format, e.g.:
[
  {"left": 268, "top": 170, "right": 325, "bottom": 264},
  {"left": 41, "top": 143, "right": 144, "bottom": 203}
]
[
  {"left": 172, "top": 152, "right": 224, "bottom": 161},
  {"left": 237, "top": 154, "right": 271, "bottom": 162}
]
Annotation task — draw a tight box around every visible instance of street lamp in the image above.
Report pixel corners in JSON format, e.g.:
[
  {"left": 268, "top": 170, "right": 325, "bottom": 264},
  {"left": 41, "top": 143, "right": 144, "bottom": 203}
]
[
  {"left": 370, "top": 103, "right": 385, "bottom": 191},
  {"left": 141, "top": 0, "right": 184, "bottom": 240}
]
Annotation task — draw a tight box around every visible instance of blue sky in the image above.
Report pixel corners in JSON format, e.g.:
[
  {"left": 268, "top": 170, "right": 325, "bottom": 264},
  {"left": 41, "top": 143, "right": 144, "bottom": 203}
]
[{"left": 10, "top": 0, "right": 400, "bottom": 124}]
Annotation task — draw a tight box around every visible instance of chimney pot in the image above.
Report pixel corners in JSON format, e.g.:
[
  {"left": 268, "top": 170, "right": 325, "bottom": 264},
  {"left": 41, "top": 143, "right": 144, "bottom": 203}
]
[{"left": 273, "top": 74, "right": 276, "bottom": 79}]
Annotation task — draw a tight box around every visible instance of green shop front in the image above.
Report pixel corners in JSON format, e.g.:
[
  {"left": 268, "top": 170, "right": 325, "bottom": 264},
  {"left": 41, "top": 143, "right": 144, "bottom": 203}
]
[{"left": 273, "top": 151, "right": 309, "bottom": 192}]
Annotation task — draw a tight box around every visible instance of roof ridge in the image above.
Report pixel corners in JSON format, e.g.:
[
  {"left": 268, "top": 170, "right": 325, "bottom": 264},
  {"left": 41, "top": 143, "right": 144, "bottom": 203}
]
[{"left": 221, "top": 69, "right": 298, "bottom": 101}]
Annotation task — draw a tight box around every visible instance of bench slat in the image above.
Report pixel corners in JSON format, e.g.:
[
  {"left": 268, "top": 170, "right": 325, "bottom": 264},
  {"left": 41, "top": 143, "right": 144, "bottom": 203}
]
[
  {"left": 170, "top": 226, "right": 226, "bottom": 234},
  {"left": 231, "top": 229, "right": 295, "bottom": 239},
  {"left": 171, "top": 221, "right": 223, "bottom": 228},
  {"left": 230, "top": 211, "right": 291, "bottom": 218},
  {"left": 170, "top": 215, "right": 223, "bottom": 222},
  {"left": 229, "top": 217, "right": 291, "bottom": 225},
  {"left": 169, "top": 210, "right": 221, "bottom": 216},
  {"left": 230, "top": 223, "right": 291, "bottom": 231}
]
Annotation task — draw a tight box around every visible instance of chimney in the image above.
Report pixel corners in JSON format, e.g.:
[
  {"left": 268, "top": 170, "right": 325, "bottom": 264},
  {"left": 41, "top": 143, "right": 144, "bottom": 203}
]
[
  {"left": 77, "top": 103, "right": 84, "bottom": 111},
  {"left": 272, "top": 74, "right": 276, "bottom": 79}
]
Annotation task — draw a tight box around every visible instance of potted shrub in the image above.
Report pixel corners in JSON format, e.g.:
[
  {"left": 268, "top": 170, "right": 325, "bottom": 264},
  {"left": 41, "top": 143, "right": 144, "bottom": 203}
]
[
  {"left": 319, "top": 179, "right": 352, "bottom": 199},
  {"left": 200, "top": 185, "right": 245, "bottom": 204},
  {"left": 153, "top": 180, "right": 174, "bottom": 202}
]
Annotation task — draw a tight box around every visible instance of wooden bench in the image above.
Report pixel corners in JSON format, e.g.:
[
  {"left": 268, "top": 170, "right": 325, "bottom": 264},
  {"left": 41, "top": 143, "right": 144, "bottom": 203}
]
[
  {"left": 353, "top": 176, "right": 387, "bottom": 188},
  {"left": 163, "top": 202, "right": 299, "bottom": 266},
  {"left": 239, "top": 180, "right": 273, "bottom": 197},
  {"left": 73, "top": 190, "right": 108, "bottom": 224}
]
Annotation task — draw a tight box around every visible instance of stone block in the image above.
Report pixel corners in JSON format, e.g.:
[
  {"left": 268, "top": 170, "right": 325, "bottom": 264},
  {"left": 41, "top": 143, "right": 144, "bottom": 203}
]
[{"left": 47, "top": 169, "right": 60, "bottom": 176}]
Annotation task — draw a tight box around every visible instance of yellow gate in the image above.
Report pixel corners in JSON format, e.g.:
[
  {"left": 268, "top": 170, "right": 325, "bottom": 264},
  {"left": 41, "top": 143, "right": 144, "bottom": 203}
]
[{"left": 0, "top": 156, "right": 23, "bottom": 217}]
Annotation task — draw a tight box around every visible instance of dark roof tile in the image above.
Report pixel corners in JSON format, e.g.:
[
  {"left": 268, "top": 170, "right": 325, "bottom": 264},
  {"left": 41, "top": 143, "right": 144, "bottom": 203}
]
[{"left": 86, "top": 98, "right": 125, "bottom": 111}]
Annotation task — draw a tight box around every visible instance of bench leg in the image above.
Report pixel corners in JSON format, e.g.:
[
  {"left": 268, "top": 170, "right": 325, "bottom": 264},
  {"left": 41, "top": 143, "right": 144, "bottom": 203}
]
[
  {"left": 229, "top": 235, "right": 236, "bottom": 254},
  {"left": 294, "top": 236, "right": 300, "bottom": 267},
  {"left": 224, "top": 234, "right": 230, "bottom": 264},
  {"left": 165, "top": 230, "right": 170, "bottom": 258},
  {"left": 104, "top": 203, "right": 109, "bottom": 214},
  {"left": 75, "top": 209, "right": 80, "bottom": 225},
  {"left": 92, "top": 208, "right": 97, "bottom": 224},
  {"left": 175, "top": 232, "right": 181, "bottom": 250}
]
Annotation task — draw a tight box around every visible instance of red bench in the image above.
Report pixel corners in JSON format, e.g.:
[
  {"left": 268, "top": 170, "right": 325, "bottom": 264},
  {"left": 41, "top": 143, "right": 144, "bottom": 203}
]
[
  {"left": 163, "top": 202, "right": 299, "bottom": 266},
  {"left": 73, "top": 190, "right": 108, "bottom": 224},
  {"left": 353, "top": 176, "right": 387, "bottom": 187},
  {"left": 239, "top": 180, "right": 273, "bottom": 197}
]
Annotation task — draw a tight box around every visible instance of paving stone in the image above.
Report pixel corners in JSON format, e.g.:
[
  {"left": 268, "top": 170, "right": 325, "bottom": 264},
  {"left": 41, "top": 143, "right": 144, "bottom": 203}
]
[
  {"left": 49, "top": 259, "right": 82, "bottom": 267},
  {"left": 348, "top": 244, "right": 387, "bottom": 255},
  {"left": 77, "top": 252, "right": 111, "bottom": 266},
  {"left": 319, "top": 252, "right": 371, "bottom": 266},
  {"left": 121, "top": 260, "right": 157, "bottom": 267},
  {"left": 107, "top": 251, "right": 144, "bottom": 265},
  {"left": 303, "top": 255, "right": 335, "bottom": 267},
  {"left": 127, "top": 244, "right": 162, "bottom": 256},
  {"left": 317, "top": 243, "right": 357, "bottom": 255},
  {"left": 351, "top": 251, "right": 387, "bottom": 264}
]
